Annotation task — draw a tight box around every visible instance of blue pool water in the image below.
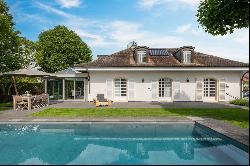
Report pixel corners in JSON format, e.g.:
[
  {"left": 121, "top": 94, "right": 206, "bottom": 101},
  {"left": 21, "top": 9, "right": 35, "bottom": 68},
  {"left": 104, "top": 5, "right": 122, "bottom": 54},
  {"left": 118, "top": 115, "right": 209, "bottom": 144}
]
[{"left": 0, "top": 123, "right": 248, "bottom": 165}]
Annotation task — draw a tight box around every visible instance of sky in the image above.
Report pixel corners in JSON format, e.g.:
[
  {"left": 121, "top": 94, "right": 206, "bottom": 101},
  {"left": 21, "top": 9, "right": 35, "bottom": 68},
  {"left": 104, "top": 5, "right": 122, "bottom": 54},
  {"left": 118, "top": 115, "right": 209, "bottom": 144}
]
[{"left": 6, "top": 0, "right": 249, "bottom": 62}]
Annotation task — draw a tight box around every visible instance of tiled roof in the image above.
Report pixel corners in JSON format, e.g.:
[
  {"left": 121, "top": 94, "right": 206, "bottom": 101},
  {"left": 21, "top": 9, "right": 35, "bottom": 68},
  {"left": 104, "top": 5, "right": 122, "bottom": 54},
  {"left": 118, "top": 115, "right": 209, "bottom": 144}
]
[{"left": 75, "top": 47, "right": 249, "bottom": 68}]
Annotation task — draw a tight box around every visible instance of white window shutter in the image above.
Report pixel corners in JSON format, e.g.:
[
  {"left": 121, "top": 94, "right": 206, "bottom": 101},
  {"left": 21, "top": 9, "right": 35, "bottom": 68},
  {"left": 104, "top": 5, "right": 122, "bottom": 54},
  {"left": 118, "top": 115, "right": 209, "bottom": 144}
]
[
  {"left": 106, "top": 79, "right": 113, "bottom": 100},
  {"left": 196, "top": 78, "right": 203, "bottom": 101},
  {"left": 219, "top": 79, "right": 226, "bottom": 101},
  {"left": 128, "top": 79, "right": 135, "bottom": 101},
  {"left": 151, "top": 80, "right": 158, "bottom": 101},
  {"left": 173, "top": 81, "right": 181, "bottom": 100}
]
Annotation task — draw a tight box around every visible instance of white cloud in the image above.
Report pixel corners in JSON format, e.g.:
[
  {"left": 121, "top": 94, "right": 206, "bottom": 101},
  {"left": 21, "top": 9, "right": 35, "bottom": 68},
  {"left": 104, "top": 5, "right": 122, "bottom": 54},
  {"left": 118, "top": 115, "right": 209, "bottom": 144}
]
[
  {"left": 56, "top": 0, "right": 81, "bottom": 8},
  {"left": 175, "top": 24, "right": 192, "bottom": 33},
  {"left": 104, "top": 21, "right": 184, "bottom": 48},
  {"left": 138, "top": 0, "right": 200, "bottom": 10},
  {"left": 232, "top": 29, "right": 249, "bottom": 45},
  {"left": 36, "top": 2, "right": 72, "bottom": 18},
  {"left": 175, "top": 24, "right": 201, "bottom": 35}
]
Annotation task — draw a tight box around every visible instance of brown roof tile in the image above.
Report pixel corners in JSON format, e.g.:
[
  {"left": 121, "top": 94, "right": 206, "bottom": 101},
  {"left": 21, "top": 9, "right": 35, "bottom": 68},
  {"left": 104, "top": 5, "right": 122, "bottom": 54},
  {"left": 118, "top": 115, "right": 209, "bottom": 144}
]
[{"left": 75, "top": 47, "right": 249, "bottom": 68}]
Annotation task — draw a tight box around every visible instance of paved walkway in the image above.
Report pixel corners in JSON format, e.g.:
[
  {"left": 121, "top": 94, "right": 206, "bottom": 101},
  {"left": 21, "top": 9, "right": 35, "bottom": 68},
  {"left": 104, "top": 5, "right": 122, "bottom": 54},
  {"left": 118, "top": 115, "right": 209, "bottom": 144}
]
[{"left": 39, "top": 101, "right": 248, "bottom": 109}]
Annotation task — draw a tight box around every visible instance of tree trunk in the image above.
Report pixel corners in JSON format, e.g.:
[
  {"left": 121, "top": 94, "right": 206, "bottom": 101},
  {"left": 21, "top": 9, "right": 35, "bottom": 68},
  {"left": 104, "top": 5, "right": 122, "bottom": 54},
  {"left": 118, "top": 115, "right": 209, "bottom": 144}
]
[
  {"left": 7, "top": 83, "right": 12, "bottom": 95},
  {"left": 12, "top": 76, "right": 18, "bottom": 95}
]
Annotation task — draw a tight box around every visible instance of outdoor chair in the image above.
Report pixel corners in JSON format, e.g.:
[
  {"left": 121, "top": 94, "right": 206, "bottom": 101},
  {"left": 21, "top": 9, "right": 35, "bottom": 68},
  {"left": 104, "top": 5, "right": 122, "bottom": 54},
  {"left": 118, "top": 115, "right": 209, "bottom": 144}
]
[
  {"left": 93, "top": 94, "right": 112, "bottom": 107},
  {"left": 15, "top": 95, "right": 28, "bottom": 111}
]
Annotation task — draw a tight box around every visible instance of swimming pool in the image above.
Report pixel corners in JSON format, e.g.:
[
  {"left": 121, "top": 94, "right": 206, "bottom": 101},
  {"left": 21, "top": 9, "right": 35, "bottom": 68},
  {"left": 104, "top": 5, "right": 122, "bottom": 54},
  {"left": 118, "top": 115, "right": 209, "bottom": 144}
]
[{"left": 0, "top": 122, "right": 248, "bottom": 165}]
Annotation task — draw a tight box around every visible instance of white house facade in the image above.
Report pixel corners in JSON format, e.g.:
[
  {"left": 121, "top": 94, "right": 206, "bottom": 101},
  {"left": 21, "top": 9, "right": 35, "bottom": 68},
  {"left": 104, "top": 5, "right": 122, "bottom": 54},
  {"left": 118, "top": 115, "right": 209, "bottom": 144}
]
[{"left": 45, "top": 44, "right": 249, "bottom": 103}]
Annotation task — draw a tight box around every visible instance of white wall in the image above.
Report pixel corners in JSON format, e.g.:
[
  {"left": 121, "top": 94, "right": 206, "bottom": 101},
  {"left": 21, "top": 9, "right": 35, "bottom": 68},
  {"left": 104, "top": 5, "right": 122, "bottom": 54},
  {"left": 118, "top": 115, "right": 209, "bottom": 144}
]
[{"left": 88, "top": 71, "right": 242, "bottom": 102}]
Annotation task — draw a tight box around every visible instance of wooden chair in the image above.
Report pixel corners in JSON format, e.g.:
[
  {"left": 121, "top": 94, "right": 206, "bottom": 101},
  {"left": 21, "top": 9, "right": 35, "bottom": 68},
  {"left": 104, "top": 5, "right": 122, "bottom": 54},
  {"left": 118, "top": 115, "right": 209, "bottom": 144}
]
[
  {"left": 14, "top": 95, "right": 28, "bottom": 111},
  {"left": 93, "top": 94, "right": 112, "bottom": 107}
]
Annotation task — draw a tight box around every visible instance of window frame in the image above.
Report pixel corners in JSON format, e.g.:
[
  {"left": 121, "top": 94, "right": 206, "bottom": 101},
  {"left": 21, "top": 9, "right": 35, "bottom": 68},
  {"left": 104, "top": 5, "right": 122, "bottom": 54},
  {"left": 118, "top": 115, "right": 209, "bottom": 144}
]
[
  {"left": 159, "top": 78, "right": 172, "bottom": 98},
  {"left": 137, "top": 51, "right": 147, "bottom": 63},
  {"left": 114, "top": 78, "right": 127, "bottom": 97},
  {"left": 204, "top": 78, "right": 216, "bottom": 97},
  {"left": 183, "top": 50, "right": 192, "bottom": 64}
]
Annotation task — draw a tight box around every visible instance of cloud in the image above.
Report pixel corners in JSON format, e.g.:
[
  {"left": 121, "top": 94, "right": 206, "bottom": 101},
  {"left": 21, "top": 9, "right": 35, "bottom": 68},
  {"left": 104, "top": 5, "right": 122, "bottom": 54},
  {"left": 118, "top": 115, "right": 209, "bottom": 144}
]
[
  {"left": 138, "top": 0, "right": 200, "bottom": 10},
  {"left": 36, "top": 1, "right": 72, "bottom": 18},
  {"left": 104, "top": 21, "right": 185, "bottom": 48},
  {"left": 175, "top": 24, "right": 201, "bottom": 35},
  {"left": 56, "top": 0, "right": 81, "bottom": 8},
  {"left": 175, "top": 24, "right": 192, "bottom": 33},
  {"left": 232, "top": 29, "right": 249, "bottom": 45}
]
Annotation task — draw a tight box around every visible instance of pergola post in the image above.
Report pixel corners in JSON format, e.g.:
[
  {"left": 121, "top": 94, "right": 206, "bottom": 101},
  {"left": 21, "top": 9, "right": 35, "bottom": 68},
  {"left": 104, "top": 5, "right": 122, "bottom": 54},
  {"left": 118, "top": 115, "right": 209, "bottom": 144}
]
[
  {"left": 63, "top": 79, "right": 65, "bottom": 100},
  {"left": 44, "top": 79, "right": 47, "bottom": 94}
]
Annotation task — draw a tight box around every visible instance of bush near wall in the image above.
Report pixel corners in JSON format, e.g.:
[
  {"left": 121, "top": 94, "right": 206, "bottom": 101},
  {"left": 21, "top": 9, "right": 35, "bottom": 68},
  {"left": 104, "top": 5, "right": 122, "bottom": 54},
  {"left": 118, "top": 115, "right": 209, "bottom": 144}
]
[
  {"left": 0, "top": 82, "right": 44, "bottom": 103},
  {"left": 230, "top": 99, "right": 249, "bottom": 107}
]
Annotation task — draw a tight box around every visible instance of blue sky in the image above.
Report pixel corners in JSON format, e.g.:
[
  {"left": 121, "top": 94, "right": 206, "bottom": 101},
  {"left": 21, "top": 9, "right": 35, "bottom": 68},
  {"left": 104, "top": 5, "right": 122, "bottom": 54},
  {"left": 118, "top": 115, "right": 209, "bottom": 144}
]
[{"left": 6, "top": 0, "right": 249, "bottom": 62}]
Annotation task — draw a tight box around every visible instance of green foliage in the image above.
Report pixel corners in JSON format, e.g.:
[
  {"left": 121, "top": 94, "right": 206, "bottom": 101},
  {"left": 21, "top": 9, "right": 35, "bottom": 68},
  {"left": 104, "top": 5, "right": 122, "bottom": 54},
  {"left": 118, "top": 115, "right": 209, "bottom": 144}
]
[
  {"left": 18, "top": 37, "right": 36, "bottom": 68},
  {"left": 197, "top": 0, "right": 249, "bottom": 35},
  {"left": 35, "top": 25, "right": 92, "bottom": 73},
  {"left": 0, "top": 0, "right": 22, "bottom": 73},
  {"left": 0, "top": 77, "right": 43, "bottom": 103},
  {"left": 32, "top": 108, "right": 249, "bottom": 128},
  {"left": 230, "top": 99, "right": 249, "bottom": 107}
]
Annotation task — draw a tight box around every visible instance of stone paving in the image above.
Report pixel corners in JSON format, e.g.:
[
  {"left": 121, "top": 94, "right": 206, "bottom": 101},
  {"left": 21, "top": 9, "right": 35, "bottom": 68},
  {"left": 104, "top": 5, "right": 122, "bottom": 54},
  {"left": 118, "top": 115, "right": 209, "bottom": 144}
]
[{"left": 0, "top": 101, "right": 249, "bottom": 147}]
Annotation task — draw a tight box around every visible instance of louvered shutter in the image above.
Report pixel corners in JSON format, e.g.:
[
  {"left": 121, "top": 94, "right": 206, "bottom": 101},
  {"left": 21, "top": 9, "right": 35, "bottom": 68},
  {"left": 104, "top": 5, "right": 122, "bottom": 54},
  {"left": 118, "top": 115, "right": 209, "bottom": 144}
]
[
  {"left": 151, "top": 80, "right": 158, "bottom": 101},
  {"left": 106, "top": 79, "right": 113, "bottom": 100},
  {"left": 219, "top": 79, "right": 226, "bottom": 101},
  {"left": 173, "top": 81, "right": 181, "bottom": 101},
  {"left": 196, "top": 78, "right": 203, "bottom": 101},
  {"left": 128, "top": 79, "right": 135, "bottom": 101}
]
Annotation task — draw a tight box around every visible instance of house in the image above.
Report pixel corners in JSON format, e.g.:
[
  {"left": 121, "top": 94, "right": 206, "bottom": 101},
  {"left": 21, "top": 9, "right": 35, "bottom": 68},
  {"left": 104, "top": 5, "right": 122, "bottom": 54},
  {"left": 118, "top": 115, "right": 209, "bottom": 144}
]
[{"left": 45, "top": 43, "right": 249, "bottom": 103}]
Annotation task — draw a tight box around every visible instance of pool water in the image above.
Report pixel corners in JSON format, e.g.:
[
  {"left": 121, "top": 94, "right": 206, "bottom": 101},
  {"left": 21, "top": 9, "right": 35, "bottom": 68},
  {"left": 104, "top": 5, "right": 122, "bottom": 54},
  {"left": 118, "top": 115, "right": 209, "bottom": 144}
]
[{"left": 0, "top": 123, "right": 248, "bottom": 165}]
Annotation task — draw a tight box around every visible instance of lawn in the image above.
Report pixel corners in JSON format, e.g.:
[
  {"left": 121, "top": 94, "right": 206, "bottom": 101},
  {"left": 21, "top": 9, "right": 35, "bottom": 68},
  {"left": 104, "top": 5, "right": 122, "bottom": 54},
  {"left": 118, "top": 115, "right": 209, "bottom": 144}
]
[
  {"left": 0, "top": 102, "right": 12, "bottom": 111},
  {"left": 32, "top": 108, "right": 249, "bottom": 129}
]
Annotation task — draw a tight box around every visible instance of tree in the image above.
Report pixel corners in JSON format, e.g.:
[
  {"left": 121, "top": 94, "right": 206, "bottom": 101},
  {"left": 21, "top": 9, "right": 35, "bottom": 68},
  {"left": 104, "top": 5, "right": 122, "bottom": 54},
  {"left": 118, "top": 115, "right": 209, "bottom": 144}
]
[
  {"left": 0, "top": 0, "right": 23, "bottom": 73},
  {"left": 19, "top": 37, "right": 36, "bottom": 69},
  {"left": 0, "top": 0, "right": 24, "bottom": 96},
  {"left": 35, "top": 25, "right": 92, "bottom": 73},
  {"left": 197, "top": 0, "right": 249, "bottom": 36}
]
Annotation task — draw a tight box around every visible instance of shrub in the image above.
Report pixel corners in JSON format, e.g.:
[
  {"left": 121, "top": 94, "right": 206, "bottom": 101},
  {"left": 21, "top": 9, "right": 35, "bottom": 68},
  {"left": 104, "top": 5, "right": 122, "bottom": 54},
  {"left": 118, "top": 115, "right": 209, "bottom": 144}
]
[{"left": 230, "top": 99, "right": 249, "bottom": 107}]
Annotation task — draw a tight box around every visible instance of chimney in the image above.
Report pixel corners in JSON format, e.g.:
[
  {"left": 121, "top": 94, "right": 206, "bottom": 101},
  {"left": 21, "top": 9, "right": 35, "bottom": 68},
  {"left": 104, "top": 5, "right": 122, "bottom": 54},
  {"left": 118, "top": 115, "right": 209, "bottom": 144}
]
[{"left": 127, "top": 41, "right": 137, "bottom": 49}]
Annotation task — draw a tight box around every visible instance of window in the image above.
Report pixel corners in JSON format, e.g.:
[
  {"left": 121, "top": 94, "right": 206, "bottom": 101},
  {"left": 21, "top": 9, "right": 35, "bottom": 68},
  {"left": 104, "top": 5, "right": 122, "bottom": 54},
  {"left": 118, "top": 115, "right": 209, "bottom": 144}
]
[
  {"left": 159, "top": 78, "right": 172, "bottom": 97},
  {"left": 183, "top": 51, "right": 192, "bottom": 63},
  {"left": 137, "top": 51, "right": 147, "bottom": 63},
  {"left": 114, "top": 78, "right": 127, "bottom": 97},
  {"left": 204, "top": 79, "right": 216, "bottom": 97}
]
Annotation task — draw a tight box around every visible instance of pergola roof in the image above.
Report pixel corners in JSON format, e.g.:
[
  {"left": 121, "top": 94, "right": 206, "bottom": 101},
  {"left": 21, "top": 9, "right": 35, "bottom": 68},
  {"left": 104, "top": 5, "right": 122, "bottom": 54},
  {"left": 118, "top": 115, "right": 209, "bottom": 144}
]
[{"left": 1, "top": 68, "right": 51, "bottom": 77}]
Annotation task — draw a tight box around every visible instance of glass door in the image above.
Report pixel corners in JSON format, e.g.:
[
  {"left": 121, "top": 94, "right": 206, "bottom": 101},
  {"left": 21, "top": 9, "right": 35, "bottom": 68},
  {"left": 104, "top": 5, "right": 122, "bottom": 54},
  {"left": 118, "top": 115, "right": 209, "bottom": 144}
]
[
  {"left": 47, "top": 80, "right": 63, "bottom": 100},
  {"left": 204, "top": 78, "right": 217, "bottom": 102},
  {"left": 75, "top": 78, "right": 85, "bottom": 100},
  {"left": 65, "top": 78, "right": 75, "bottom": 100}
]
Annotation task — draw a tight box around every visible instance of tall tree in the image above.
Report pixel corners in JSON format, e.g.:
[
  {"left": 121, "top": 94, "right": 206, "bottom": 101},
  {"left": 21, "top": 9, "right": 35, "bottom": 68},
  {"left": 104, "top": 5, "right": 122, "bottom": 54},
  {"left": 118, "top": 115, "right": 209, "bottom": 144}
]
[
  {"left": 197, "top": 0, "right": 249, "bottom": 36},
  {"left": 0, "top": 0, "right": 22, "bottom": 73},
  {"left": 35, "top": 25, "right": 92, "bottom": 73},
  {"left": 0, "top": 0, "right": 24, "bottom": 96}
]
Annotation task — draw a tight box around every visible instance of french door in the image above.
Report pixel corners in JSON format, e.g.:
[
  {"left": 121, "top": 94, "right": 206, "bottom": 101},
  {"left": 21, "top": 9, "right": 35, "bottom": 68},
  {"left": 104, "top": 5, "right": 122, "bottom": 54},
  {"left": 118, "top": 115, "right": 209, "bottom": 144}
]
[
  {"left": 203, "top": 78, "right": 217, "bottom": 102},
  {"left": 114, "top": 78, "right": 127, "bottom": 101}
]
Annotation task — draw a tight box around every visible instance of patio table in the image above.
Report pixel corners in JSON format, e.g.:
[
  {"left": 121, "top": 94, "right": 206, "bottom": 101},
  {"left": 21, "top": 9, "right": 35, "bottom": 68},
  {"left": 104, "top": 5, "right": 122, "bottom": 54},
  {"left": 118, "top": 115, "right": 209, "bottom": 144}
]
[{"left": 13, "top": 95, "right": 34, "bottom": 111}]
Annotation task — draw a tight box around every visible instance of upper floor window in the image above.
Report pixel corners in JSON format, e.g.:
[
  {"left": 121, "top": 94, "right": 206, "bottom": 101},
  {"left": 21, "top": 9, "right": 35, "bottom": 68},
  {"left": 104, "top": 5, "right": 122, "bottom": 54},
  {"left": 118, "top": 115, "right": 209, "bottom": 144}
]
[
  {"left": 183, "top": 51, "right": 192, "bottom": 63},
  {"left": 137, "top": 51, "right": 147, "bottom": 63}
]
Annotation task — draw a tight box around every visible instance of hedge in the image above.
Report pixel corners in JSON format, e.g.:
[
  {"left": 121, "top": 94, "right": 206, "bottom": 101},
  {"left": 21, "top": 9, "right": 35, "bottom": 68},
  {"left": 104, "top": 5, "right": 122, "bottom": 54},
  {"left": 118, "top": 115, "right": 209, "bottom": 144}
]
[{"left": 230, "top": 99, "right": 249, "bottom": 107}]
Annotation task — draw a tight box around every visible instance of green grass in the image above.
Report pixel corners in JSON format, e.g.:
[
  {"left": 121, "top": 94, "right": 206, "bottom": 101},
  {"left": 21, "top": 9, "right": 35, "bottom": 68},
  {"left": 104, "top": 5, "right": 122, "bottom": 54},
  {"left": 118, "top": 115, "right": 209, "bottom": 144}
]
[
  {"left": 32, "top": 108, "right": 249, "bottom": 129},
  {"left": 0, "top": 102, "right": 12, "bottom": 111}
]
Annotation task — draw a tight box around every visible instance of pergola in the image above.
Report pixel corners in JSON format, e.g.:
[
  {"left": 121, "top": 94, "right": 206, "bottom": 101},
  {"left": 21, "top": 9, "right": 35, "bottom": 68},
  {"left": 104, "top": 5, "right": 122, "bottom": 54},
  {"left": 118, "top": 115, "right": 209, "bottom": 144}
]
[{"left": 1, "top": 68, "right": 51, "bottom": 95}]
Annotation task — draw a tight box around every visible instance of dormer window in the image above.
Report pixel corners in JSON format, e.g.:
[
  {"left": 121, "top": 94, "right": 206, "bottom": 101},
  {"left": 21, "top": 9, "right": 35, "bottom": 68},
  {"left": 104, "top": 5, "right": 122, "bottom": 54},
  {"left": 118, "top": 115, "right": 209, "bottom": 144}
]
[
  {"left": 183, "top": 50, "right": 192, "bottom": 63},
  {"left": 137, "top": 51, "right": 147, "bottom": 63}
]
